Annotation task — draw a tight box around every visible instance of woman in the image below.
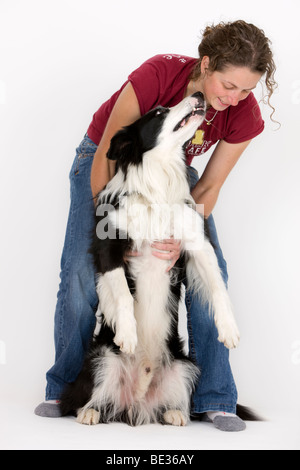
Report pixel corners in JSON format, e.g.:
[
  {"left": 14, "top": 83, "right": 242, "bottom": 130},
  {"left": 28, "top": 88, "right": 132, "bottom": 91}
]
[{"left": 35, "top": 20, "right": 277, "bottom": 432}]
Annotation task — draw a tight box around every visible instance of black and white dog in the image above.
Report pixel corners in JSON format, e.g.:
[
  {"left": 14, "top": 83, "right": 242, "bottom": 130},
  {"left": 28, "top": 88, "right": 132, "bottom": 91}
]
[{"left": 60, "top": 92, "right": 240, "bottom": 426}]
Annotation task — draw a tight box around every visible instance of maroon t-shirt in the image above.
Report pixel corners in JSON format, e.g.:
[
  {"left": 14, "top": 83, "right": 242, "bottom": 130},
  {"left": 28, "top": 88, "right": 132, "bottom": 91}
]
[{"left": 87, "top": 54, "right": 264, "bottom": 165}]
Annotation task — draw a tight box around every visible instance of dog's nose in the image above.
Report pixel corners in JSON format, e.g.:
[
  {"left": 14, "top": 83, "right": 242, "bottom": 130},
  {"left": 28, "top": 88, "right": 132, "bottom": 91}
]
[
  {"left": 191, "top": 91, "right": 205, "bottom": 103},
  {"left": 190, "top": 92, "right": 206, "bottom": 113}
]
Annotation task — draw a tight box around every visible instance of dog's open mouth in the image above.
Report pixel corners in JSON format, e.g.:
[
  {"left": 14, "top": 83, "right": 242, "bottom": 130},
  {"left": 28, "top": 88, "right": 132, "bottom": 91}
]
[{"left": 173, "top": 105, "right": 206, "bottom": 132}]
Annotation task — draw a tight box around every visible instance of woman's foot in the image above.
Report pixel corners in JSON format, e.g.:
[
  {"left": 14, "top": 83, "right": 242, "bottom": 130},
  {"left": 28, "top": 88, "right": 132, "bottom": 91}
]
[
  {"left": 34, "top": 400, "right": 61, "bottom": 418},
  {"left": 204, "top": 411, "right": 246, "bottom": 432}
]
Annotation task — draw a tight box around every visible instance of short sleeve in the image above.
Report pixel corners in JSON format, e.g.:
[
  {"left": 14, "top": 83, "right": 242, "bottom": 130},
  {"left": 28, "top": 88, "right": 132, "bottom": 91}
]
[
  {"left": 128, "top": 60, "right": 162, "bottom": 116},
  {"left": 224, "top": 93, "right": 265, "bottom": 144},
  {"left": 127, "top": 54, "right": 196, "bottom": 116}
]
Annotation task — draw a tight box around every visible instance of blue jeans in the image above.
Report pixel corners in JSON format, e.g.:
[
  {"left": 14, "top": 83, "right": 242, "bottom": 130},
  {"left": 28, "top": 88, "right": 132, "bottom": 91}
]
[{"left": 46, "top": 134, "right": 237, "bottom": 414}]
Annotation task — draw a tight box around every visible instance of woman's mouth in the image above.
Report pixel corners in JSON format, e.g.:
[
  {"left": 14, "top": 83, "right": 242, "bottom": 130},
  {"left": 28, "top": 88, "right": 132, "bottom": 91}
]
[{"left": 217, "top": 97, "right": 229, "bottom": 108}]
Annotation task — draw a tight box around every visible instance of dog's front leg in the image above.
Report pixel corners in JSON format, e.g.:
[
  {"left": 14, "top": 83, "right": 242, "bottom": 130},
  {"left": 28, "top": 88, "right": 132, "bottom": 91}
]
[
  {"left": 187, "top": 243, "right": 240, "bottom": 349},
  {"left": 180, "top": 205, "right": 239, "bottom": 349},
  {"left": 99, "top": 267, "right": 137, "bottom": 354}
]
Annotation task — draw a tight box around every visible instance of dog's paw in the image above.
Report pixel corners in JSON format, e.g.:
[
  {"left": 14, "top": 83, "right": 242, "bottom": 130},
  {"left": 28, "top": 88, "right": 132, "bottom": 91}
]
[
  {"left": 76, "top": 408, "right": 100, "bottom": 425},
  {"left": 163, "top": 410, "right": 187, "bottom": 426},
  {"left": 216, "top": 318, "right": 240, "bottom": 349},
  {"left": 212, "top": 292, "right": 240, "bottom": 349},
  {"left": 114, "top": 331, "right": 138, "bottom": 354},
  {"left": 114, "top": 317, "right": 137, "bottom": 355}
]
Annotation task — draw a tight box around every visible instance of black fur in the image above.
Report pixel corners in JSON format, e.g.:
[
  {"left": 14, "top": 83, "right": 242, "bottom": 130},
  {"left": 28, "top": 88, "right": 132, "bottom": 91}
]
[
  {"left": 60, "top": 93, "right": 257, "bottom": 425},
  {"left": 60, "top": 252, "right": 195, "bottom": 422},
  {"left": 107, "top": 106, "right": 170, "bottom": 176}
]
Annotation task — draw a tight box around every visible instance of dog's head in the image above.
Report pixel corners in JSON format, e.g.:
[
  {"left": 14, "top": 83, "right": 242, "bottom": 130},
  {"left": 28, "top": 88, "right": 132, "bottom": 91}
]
[{"left": 107, "top": 92, "right": 206, "bottom": 173}]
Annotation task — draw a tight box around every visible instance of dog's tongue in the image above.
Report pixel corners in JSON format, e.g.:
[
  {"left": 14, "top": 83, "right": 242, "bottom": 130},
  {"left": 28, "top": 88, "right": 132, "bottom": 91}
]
[
  {"left": 180, "top": 108, "right": 200, "bottom": 127},
  {"left": 174, "top": 108, "right": 201, "bottom": 131}
]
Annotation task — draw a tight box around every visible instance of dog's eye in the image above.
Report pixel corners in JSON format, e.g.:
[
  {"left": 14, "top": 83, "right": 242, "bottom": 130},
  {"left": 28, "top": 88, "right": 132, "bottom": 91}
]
[{"left": 155, "top": 107, "right": 167, "bottom": 116}]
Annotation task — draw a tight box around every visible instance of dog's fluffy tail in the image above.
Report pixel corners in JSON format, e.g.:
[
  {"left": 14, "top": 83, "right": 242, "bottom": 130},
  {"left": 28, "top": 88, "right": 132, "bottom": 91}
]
[
  {"left": 192, "top": 404, "right": 263, "bottom": 422},
  {"left": 236, "top": 404, "right": 263, "bottom": 421}
]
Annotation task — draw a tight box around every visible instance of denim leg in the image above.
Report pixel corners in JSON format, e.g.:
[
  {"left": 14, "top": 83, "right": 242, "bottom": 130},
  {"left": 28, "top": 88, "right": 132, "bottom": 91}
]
[
  {"left": 185, "top": 166, "right": 237, "bottom": 414},
  {"left": 45, "top": 135, "right": 98, "bottom": 400},
  {"left": 46, "top": 160, "right": 237, "bottom": 408}
]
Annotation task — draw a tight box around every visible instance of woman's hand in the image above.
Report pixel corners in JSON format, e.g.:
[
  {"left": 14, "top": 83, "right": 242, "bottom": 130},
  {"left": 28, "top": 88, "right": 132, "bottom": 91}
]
[
  {"left": 124, "top": 239, "right": 181, "bottom": 272},
  {"left": 151, "top": 238, "right": 181, "bottom": 272}
]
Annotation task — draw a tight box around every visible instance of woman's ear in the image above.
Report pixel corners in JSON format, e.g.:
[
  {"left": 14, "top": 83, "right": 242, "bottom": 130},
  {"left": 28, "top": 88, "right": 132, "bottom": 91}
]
[{"left": 201, "top": 56, "right": 210, "bottom": 75}]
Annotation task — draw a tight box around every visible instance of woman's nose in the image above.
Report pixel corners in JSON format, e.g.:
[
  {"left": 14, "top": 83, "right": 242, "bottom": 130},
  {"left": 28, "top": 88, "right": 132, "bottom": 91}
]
[{"left": 228, "top": 91, "right": 240, "bottom": 106}]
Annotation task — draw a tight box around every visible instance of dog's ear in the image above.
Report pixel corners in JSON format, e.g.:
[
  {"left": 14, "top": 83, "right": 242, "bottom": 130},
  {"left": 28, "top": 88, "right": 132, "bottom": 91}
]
[{"left": 106, "top": 128, "right": 135, "bottom": 161}]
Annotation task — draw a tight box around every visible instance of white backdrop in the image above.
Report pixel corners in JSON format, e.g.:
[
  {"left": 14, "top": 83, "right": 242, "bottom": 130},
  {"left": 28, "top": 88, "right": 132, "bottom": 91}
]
[{"left": 0, "top": 0, "right": 299, "bottom": 422}]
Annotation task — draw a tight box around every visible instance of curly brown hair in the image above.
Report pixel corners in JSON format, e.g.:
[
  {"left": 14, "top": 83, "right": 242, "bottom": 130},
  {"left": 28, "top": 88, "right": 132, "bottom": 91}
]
[{"left": 191, "top": 20, "right": 278, "bottom": 122}]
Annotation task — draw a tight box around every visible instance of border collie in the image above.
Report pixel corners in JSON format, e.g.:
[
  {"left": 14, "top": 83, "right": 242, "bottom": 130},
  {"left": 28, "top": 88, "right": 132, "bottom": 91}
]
[{"left": 60, "top": 92, "right": 240, "bottom": 426}]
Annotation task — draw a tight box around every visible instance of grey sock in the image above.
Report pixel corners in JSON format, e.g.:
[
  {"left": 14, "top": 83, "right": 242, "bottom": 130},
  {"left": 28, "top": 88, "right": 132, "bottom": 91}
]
[
  {"left": 34, "top": 401, "right": 62, "bottom": 418},
  {"left": 208, "top": 414, "right": 246, "bottom": 432},
  {"left": 203, "top": 411, "right": 246, "bottom": 432}
]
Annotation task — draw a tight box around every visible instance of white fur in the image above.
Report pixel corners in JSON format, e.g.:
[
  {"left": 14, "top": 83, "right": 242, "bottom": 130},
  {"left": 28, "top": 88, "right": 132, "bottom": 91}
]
[
  {"left": 77, "top": 346, "right": 198, "bottom": 425},
  {"left": 83, "top": 95, "right": 239, "bottom": 426},
  {"left": 100, "top": 98, "right": 239, "bottom": 348}
]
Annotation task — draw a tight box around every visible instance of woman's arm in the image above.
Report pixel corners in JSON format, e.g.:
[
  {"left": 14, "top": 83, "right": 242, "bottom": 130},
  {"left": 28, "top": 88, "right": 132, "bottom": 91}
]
[
  {"left": 90, "top": 82, "right": 141, "bottom": 199},
  {"left": 191, "top": 139, "right": 252, "bottom": 217},
  {"left": 152, "top": 139, "right": 252, "bottom": 269}
]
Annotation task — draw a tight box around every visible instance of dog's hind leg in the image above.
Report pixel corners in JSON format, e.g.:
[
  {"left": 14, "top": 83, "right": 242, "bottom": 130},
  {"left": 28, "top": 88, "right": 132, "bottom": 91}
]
[
  {"left": 153, "top": 360, "right": 197, "bottom": 426},
  {"left": 163, "top": 410, "right": 187, "bottom": 426},
  {"left": 77, "top": 408, "right": 100, "bottom": 425}
]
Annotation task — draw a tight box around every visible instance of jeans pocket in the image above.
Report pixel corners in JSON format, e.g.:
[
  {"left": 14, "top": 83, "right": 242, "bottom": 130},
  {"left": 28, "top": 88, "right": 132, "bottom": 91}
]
[{"left": 73, "top": 135, "right": 98, "bottom": 176}]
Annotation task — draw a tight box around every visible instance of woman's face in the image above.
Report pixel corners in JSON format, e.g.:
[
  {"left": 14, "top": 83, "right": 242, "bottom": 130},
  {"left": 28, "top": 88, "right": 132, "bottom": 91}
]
[{"left": 200, "top": 58, "right": 262, "bottom": 110}]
